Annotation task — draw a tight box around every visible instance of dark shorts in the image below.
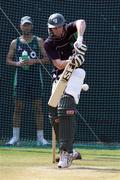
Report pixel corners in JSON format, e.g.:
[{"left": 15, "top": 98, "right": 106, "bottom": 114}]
[{"left": 14, "top": 84, "right": 42, "bottom": 101}]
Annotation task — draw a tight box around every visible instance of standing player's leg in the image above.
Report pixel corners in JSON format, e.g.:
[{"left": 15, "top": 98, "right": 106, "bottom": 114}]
[
  {"left": 33, "top": 99, "right": 49, "bottom": 146},
  {"left": 6, "top": 100, "right": 24, "bottom": 145}
]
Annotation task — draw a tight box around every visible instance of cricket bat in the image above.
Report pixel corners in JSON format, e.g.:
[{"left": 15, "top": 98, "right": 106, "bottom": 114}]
[
  {"left": 48, "top": 60, "right": 76, "bottom": 107},
  {"left": 52, "top": 127, "right": 56, "bottom": 163}
]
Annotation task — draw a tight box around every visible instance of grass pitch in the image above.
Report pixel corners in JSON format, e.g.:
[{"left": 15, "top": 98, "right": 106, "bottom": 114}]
[{"left": 0, "top": 147, "right": 120, "bottom": 180}]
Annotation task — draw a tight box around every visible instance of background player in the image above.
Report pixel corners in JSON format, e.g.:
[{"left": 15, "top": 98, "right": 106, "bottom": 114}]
[{"left": 6, "top": 16, "right": 49, "bottom": 146}]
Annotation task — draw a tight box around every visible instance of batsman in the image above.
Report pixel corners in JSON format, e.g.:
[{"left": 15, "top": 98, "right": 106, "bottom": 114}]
[{"left": 44, "top": 13, "right": 87, "bottom": 168}]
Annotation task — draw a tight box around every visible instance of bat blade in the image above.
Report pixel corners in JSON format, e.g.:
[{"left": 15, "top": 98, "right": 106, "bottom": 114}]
[
  {"left": 48, "top": 61, "right": 76, "bottom": 107},
  {"left": 48, "top": 79, "right": 67, "bottom": 107}
]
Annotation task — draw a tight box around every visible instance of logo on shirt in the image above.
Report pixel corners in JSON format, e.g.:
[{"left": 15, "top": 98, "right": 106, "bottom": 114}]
[
  {"left": 18, "top": 46, "right": 23, "bottom": 51},
  {"left": 30, "top": 51, "right": 36, "bottom": 58}
]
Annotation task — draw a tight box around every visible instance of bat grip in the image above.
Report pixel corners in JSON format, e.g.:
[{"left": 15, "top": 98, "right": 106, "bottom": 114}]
[{"left": 52, "top": 127, "right": 56, "bottom": 163}]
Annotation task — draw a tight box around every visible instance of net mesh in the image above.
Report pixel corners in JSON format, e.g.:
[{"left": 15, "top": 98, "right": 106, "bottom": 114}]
[{"left": 0, "top": 0, "right": 120, "bottom": 147}]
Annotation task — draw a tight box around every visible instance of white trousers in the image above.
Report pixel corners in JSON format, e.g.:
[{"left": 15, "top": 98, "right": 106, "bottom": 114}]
[{"left": 52, "top": 68, "right": 86, "bottom": 104}]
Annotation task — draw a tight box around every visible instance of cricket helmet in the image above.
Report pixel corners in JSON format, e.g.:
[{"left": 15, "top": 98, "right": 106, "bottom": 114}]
[{"left": 48, "top": 13, "right": 66, "bottom": 28}]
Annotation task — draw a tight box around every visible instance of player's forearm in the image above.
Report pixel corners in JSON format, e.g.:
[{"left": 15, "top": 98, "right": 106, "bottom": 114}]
[
  {"left": 34, "top": 58, "right": 50, "bottom": 64},
  {"left": 6, "top": 59, "right": 18, "bottom": 66},
  {"left": 76, "top": 19, "right": 86, "bottom": 37},
  {"left": 52, "top": 59, "right": 70, "bottom": 70}
]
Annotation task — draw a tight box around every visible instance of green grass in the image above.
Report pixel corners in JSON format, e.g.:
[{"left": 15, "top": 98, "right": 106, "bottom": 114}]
[
  {"left": 0, "top": 147, "right": 120, "bottom": 180},
  {"left": 0, "top": 147, "right": 120, "bottom": 169}
]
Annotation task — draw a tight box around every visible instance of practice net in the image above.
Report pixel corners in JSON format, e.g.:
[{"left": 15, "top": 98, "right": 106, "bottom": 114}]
[{"left": 0, "top": 0, "right": 120, "bottom": 148}]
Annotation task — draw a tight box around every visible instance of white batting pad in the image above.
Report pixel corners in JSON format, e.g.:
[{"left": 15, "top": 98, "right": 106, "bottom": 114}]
[{"left": 65, "top": 68, "right": 86, "bottom": 104}]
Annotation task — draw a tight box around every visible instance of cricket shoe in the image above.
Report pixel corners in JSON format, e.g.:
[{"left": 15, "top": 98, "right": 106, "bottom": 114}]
[
  {"left": 56, "top": 150, "right": 82, "bottom": 162},
  {"left": 58, "top": 151, "right": 73, "bottom": 168},
  {"left": 5, "top": 137, "right": 19, "bottom": 146},
  {"left": 37, "top": 138, "right": 49, "bottom": 146},
  {"left": 72, "top": 149, "right": 82, "bottom": 160}
]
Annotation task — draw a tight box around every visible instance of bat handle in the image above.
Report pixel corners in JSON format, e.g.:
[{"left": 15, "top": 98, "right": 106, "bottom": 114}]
[
  {"left": 52, "top": 127, "right": 56, "bottom": 163},
  {"left": 74, "top": 42, "right": 78, "bottom": 52}
]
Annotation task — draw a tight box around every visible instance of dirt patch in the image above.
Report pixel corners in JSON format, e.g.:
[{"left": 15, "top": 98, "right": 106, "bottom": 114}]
[{"left": 0, "top": 165, "right": 120, "bottom": 180}]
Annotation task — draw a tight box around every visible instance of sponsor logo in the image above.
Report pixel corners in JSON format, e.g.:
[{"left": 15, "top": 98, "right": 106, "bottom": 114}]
[
  {"left": 66, "top": 110, "right": 75, "bottom": 115},
  {"left": 30, "top": 51, "right": 36, "bottom": 58},
  {"left": 53, "top": 18, "right": 57, "bottom": 24}
]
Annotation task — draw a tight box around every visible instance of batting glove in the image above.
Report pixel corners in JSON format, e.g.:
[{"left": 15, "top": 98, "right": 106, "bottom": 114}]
[
  {"left": 69, "top": 43, "right": 87, "bottom": 67},
  {"left": 74, "top": 42, "right": 87, "bottom": 54},
  {"left": 69, "top": 53, "right": 84, "bottom": 67},
  {"left": 74, "top": 53, "right": 85, "bottom": 67},
  {"left": 74, "top": 36, "right": 83, "bottom": 49}
]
